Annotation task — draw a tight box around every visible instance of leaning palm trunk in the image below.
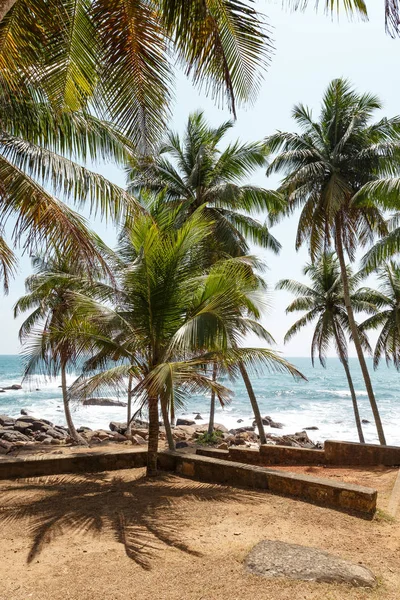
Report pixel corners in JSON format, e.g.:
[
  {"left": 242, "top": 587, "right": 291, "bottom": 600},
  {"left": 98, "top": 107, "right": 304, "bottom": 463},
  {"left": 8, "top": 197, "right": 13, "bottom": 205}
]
[
  {"left": 335, "top": 221, "right": 386, "bottom": 445},
  {"left": 126, "top": 373, "right": 133, "bottom": 438},
  {"left": 238, "top": 362, "right": 267, "bottom": 445},
  {"left": 60, "top": 361, "right": 87, "bottom": 446},
  {"left": 332, "top": 326, "right": 365, "bottom": 443},
  {"left": 161, "top": 399, "right": 175, "bottom": 451},
  {"left": 207, "top": 362, "right": 218, "bottom": 435},
  {"left": 147, "top": 396, "right": 159, "bottom": 476}
]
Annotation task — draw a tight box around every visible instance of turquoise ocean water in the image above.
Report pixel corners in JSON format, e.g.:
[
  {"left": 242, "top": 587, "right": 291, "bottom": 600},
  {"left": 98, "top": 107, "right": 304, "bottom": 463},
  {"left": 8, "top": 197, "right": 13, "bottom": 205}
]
[{"left": 0, "top": 354, "right": 398, "bottom": 445}]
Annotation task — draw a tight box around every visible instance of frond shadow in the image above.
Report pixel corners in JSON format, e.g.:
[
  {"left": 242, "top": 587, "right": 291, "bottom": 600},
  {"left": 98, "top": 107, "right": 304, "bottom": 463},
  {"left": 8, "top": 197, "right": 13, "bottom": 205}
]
[{"left": 0, "top": 471, "right": 260, "bottom": 570}]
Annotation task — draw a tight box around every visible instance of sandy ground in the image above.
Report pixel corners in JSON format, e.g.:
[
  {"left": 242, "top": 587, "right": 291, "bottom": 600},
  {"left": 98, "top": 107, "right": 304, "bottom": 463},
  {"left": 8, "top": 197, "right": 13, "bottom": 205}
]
[{"left": 0, "top": 465, "right": 399, "bottom": 600}]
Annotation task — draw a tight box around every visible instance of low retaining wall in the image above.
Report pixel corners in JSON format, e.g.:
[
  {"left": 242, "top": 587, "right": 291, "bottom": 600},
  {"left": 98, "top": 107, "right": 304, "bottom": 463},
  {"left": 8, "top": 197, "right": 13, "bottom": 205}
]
[
  {"left": 197, "top": 445, "right": 326, "bottom": 466},
  {"left": 171, "top": 452, "right": 376, "bottom": 518},
  {"left": 325, "top": 440, "right": 400, "bottom": 466},
  {"left": 198, "top": 440, "right": 400, "bottom": 468},
  {"left": 0, "top": 448, "right": 148, "bottom": 479}
]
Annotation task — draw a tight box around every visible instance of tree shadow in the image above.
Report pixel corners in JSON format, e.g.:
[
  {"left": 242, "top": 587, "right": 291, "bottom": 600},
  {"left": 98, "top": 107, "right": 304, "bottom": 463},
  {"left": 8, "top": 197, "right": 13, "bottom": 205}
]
[{"left": 0, "top": 471, "right": 260, "bottom": 570}]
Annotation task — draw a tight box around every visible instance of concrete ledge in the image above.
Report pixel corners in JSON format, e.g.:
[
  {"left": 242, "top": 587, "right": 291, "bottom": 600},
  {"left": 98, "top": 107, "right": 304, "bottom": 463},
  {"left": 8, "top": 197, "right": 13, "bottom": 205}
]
[
  {"left": 0, "top": 449, "right": 148, "bottom": 479},
  {"left": 325, "top": 440, "right": 400, "bottom": 466},
  {"left": 168, "top": 452, "right": 376, "bottom": 518},
  {"left": 196, "top": 445, "right": 325, "bottom": 466}
]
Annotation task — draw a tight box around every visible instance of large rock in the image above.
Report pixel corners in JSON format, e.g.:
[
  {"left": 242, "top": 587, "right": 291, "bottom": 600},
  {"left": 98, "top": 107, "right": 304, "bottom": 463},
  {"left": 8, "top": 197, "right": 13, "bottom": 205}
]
[
  {"left": 245, "top": 540, "right": 375, "bottom": 587},
  {"left": 3, "top": 384, "right": 22, "bottom": 390},
  {"left": 1, "top": 431, "right": 30, "bottom": 442},
  {"left": 0, "top": 415, "right": 15, "bottom": 427},
  {"left": 176, "top": 418, "right": 195, "bottom": 426},
  {"left": 197, "top": 423, "right": 229, "bottom": 434},
  {"left": 109, "top": 421, "right": 127, "bottom": 434},
  {"left": 82, "top": 397, "right": 127, "bottom": 407}
]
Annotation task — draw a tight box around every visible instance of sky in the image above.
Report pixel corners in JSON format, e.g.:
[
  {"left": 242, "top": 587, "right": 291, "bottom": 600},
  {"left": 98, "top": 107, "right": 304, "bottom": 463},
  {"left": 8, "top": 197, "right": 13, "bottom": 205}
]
[{"left": 0, "top": 1, "right": 399, "bottom": 356}]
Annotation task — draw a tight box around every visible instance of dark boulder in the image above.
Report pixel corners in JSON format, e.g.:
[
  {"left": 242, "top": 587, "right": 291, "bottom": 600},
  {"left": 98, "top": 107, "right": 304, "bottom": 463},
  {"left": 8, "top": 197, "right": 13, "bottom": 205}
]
[
  {"left": 3, "top": 384, "right": 22, "bottom": 390},
  {"left": 176, "top": 441, "right": 189, "bottom": 449},
  {"left": 362, "top": 419, "right": 370, "bottom": 424},
  {"left": 194, "top": 413, "right": 203, "bottom": 420},
  {"left": 21, "top": 409, "right": 29, "bottom": 415},
  {"left": 109, "top": 421, "right": 127, "bottom": 434},
  {"left": 176, "top": 418, "right": 196, "bottom": 426},
  {"left": 229, "top": 426, "right": 255, "bottom": 435},
  {"left": 304, "top": 426, "right": 319, "bottom": 431},
  {"left": 2, "top": 431, "right": 30, "bottom": 442},
  {"left": 82, "top": 397, "right": 127, "bottom": 407}
]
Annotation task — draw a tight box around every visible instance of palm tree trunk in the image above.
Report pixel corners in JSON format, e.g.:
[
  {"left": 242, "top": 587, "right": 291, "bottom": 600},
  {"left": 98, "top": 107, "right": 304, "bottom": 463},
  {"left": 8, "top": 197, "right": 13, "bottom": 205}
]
[
  {"left": 61, "top": 361, "right": 87, "bottom": 446},
  {"left": 161, "top": 399, "right": 175, "bottom": 451},
  {"left": 207, "top": 362, "right": 217, "bottom": 435},
  {"left": 147, "top": 396, "right": 159, "bottom": 476},
  {"left": 238, "top": 361, "right": 267, "bottom": 445},
  {"left": 335, "top": 221, "right": 386, "bottom": 445},
  {"left": 333, "top": 327, "right": 365, "bottom": 443},
  {"left": 0, "top": 0, "right": 17, "bottom": 23},
  {"left": 126, "top": 373, "right": 133, "bottom": 438}
]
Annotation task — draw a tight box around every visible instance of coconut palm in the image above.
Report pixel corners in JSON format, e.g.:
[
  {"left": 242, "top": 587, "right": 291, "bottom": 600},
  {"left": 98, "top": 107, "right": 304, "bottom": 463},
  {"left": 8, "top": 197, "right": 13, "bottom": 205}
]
[
  {"left": 266, "top": 78, "right": 400, "bottom": 444},
  {"left": 129, "top": 110, "right": 283, "bottom": 257},
  {"left": 0, "top": 84, "right": 141, "bottom": 292},
  {"left": 13, "top": 253, "right": 109, "bottom": 444},
  {"left": 66, "top": 208, "right": 303, "bottom": 475},
  {"left": 0, "top": 1, "right": 271, "bottom": 147},
  {"left": 359, "top": 261, "right": 400, "bottom": 370},
  {"left": 129, "top": 111, "right": 283, "bottom": 442},
  {"left": 277, "top": 252, "right": 377, "bottom": 443}
]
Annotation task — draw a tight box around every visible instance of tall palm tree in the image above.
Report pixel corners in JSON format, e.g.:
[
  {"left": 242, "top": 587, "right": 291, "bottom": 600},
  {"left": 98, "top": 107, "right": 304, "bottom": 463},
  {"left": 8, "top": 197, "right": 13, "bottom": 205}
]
[
  {"left": 66, "top": 208, "right": 303, "bottom": 475},
  {"left": 277, "top": 252, "right": 376, "bottom": 443},
  {"left": 14, "top": 253, "right": 108, "bottom": 444},
  {"left": 266, "top": 78, "right": 400, "bottom": 444},
  {"left": 129, "top": 111, "right": 282, "bottom": 443},
  {"left": 359, "top": 261, "right": 400, "bottom": 370}
]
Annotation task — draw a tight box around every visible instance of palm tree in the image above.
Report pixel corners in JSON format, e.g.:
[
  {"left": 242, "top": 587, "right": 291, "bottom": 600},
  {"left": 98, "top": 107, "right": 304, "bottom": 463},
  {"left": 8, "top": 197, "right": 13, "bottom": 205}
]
[
  {"left": 13, "top": 253, "right": 107, "bottom": 444},
  {"left": 0, "top": 1, "right": 271, "bottom": 146},
  {"left": 129, "top": 111, "right": 282, "bottom": 442},
  {"left": 0, "top": 84, "right": 141, "bottom": 292},
  {"left": 66, "top": 208, "right": 303, "bottom": 475},
  {"left": 277, "top": 252, "right": 377, "bottom": 443},
  {"left": 359, "top": 261, "right": 400, "bottom": 370},
  {"left": 266, "top": 78, "right": 400, "bottom": 444}
]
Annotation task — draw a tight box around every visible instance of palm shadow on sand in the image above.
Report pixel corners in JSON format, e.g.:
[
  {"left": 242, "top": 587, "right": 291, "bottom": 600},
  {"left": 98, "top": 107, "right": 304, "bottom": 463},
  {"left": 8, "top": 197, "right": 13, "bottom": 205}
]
[{"left": 0, "top": 471, "right": 260, "bottom": 569}]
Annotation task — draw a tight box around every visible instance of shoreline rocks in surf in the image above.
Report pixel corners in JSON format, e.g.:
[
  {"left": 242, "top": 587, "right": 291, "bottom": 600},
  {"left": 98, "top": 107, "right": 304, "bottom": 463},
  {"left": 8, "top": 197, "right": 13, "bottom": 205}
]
[{"left": 0, "top": 410, "right": 321, "bottom": 455}]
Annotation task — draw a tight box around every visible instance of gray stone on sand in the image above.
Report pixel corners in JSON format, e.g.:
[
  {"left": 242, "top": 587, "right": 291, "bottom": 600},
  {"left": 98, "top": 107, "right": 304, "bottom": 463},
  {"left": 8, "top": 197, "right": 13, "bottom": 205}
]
[{"left": 245, "top": 540, "right": 375, "bottom": 587}]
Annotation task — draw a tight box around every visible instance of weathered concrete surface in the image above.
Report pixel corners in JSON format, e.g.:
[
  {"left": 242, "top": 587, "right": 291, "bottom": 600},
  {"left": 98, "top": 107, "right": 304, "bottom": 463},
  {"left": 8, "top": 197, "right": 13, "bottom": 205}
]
[
  {"left": 245, "top": 540, "right": 376, "bottom": 587},
  {"left": 325, "top": 440, "right": 400, "bottom": 466},
  {"left": 174, "top": 453, "right": 377, "bottom": 517}
]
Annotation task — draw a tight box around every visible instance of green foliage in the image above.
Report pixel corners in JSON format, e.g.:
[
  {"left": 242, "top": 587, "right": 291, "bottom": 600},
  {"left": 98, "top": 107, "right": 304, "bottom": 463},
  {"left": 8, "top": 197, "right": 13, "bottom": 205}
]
[{"left": 196, "top": 430, "right": 224, "bottom": 445}]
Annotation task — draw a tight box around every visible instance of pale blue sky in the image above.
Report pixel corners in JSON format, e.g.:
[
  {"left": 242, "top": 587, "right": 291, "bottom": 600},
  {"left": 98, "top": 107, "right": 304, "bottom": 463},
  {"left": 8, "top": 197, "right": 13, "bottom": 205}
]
[{"left": 1, "top": 1, "right": 398, "bottom": 355}]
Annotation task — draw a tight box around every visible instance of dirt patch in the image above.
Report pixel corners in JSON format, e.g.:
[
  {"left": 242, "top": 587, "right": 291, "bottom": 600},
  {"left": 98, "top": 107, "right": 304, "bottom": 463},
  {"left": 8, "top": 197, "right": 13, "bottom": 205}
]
[{"left": 0, "top": 468, "right": 399, "bottom": 600}]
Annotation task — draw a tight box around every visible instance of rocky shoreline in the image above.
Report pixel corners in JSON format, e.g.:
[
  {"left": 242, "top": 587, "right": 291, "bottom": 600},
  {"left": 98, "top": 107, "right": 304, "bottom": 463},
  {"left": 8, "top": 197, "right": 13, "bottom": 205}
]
[{"left": 0, "top": 410, "right": 321, "bottom": 455}]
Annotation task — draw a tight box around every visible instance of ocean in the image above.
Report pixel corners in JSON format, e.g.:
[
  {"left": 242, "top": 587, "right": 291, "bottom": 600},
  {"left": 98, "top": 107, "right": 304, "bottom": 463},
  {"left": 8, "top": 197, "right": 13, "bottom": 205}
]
[{"left": 0, "top": 354, "right": 399, "bottom": 445}]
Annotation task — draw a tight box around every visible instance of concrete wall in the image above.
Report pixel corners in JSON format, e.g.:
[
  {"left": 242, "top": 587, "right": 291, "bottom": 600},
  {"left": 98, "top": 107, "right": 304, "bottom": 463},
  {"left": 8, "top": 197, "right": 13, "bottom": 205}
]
[
  {"left": 197, "top": 445, "right": 326, "bottom": 466},
  {"left": 325, "top": 440, "right": 400, "bottom": 466},
  {"left": 0, "top": 449, "right": 148, "bottom": 479},
  {"left": 171, "top": 452, "right": 377, "bottom": 518},
  {"left": 198, "top": 441, "right": 400, "bottom": 467},
  {"left": 0, "top": 447, "right": 377, "bottom": 517}
]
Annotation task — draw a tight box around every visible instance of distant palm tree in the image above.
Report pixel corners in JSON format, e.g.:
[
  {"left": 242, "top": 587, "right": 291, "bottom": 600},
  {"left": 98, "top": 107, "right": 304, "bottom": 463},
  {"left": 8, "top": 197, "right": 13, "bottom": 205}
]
[
  {"left": 277, "top": 253, "right": 375, "bottom": 443},
  {"left": 67, "top": 208, "right": 303, "bottom": 475},
  {"left": 267, "top": 78, "right": 400, "bottom": 444},
  {"left": 14, "top": 254, "right": 106, "bottom": 444},
  {"left": 359, "top": 261, "right": 400, "bottom": 370}
]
